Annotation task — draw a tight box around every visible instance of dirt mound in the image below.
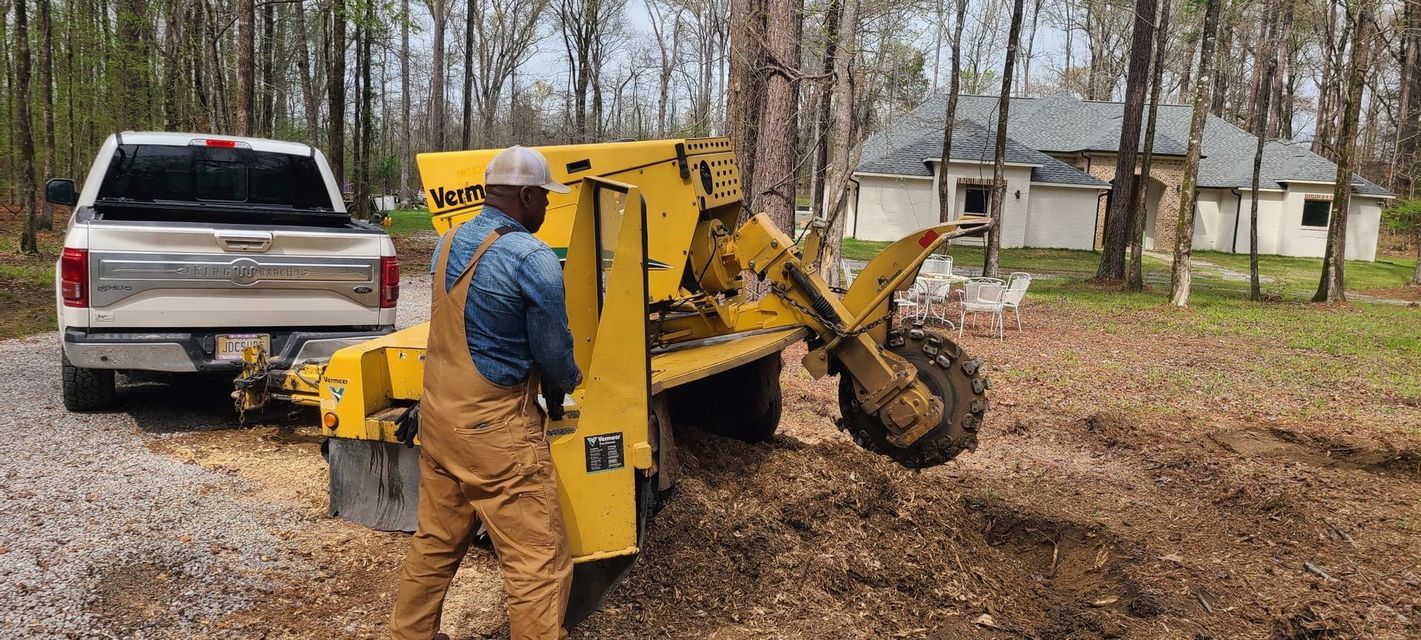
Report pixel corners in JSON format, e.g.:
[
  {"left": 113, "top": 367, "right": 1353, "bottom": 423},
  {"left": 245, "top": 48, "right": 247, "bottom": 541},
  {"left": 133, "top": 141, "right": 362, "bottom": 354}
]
[{"left": 580, "top": 430, "right": 1170, "bottom": 639}]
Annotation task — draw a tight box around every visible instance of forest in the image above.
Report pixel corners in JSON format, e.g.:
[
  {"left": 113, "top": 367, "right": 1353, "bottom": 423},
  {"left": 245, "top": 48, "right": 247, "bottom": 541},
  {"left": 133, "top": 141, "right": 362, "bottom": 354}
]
[{"left": 1, "top": 0, "right": 1418, "bottom": 299}]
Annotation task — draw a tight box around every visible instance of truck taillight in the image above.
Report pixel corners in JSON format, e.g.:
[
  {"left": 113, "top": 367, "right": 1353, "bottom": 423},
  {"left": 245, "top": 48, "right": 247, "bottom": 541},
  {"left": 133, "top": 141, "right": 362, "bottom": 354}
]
[
  {"left": 61, "top": 248, "right": 89, "bottom": 308},
  {"left": 380, "top": 256, "right": 400, "bottom": 308}
]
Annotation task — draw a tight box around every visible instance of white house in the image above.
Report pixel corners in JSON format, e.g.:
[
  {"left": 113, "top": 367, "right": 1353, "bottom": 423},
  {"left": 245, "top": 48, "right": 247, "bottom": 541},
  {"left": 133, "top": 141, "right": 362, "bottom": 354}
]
[{"left": 851, "top": 93, "right": 1392, "bottom": 260}]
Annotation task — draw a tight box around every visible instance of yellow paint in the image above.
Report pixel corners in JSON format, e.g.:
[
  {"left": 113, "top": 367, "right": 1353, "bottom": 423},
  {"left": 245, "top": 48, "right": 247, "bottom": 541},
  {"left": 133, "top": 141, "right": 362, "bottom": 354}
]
[{"left": 305, "top": 137, "right": 984, "bottom": 563}]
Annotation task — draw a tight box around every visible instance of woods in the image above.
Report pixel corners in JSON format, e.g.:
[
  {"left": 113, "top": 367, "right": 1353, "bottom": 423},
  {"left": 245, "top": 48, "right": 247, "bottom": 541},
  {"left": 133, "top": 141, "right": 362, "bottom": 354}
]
[{"left": 0, "top": 0, "right": 1415, "bottom": 304}]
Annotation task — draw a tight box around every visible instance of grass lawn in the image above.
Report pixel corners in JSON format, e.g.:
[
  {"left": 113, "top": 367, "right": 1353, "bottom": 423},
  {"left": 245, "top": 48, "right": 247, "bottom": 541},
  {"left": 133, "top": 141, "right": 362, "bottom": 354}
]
[{"left": 384, "top": 207, "right": 433, "bottom": 238}]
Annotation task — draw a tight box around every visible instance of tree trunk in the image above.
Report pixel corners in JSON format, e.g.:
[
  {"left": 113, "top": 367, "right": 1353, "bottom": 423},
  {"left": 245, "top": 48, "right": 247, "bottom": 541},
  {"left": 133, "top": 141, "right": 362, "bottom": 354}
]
[
  {"left": 1127, "top": 0, "right": 1171, "bottom": 292},
  {"left": 429, "top": 0, "right": 447, "bottom": 151},
  {"left": 400, "top": 0, "right": 411, "bottom": 202},
  {"left": 982, "top": 0, "right": 1025, "bottom": 280},
  {"left": 937, "top": 0, "right": 968, "bottom": 224},
  {"left": 462, "top": 1, "right": 474, "bottom": 148},
  {"left": 1097, "top": 0, "right": 1157, "bottom": 281},
  {"left": 1268, "top": 0, "right": 1294, "bottom": 139},
  {"left": 1169, "top": 0, "right": 1222, "bottom": 308},
  {"left": 1395, "top": 0, "right": 1420, "bottom": 198},
  {"left": 809, "top": 0, "right": 840, "bottom": 223},
  {"left": 818, "top": 0, "right": 860, "bottom": 286},
  {"left": 1248, "top": 2, "right": 1278, "bottom": 303},
  {"left": 17, "top": 0, "right": 38, "bottom": 253},
  {"left": 294, "top": 0, "right": 319, "bottom": 147},
  {"left": 116, "top": 0, "right": 149, "bottom": 130},
  {"left": 236, "top": 0, "right": 254, "bottom": 135},
  {"left": 38, "top": 0, "right": 55, "bottom": 229},
  {"left": 1313, "top": 0, "right": 1373, "bottom": 304},
  {"left": 352, "top": 17, "right": 364, "bottom": 216},
  {"left": 727, "top": 0, "right": 766, "bottom": 212},
  {"left": 260, "top": 1, "right": 276, "bottom": 135},
  {"left": 357, "top": 2, "right": 374, "bottom": 218},
  {"left": 329, "top": 0, "right": 346, "bottom": 189},
  {"left": 751, "top": 0, "right": 803, "bottom": 233}
]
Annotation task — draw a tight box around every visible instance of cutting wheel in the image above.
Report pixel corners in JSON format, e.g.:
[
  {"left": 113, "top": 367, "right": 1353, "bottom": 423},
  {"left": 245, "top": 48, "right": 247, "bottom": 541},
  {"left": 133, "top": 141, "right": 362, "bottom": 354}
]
[{"left": 837, "top": 324, "right": 989, "bottom": 469}]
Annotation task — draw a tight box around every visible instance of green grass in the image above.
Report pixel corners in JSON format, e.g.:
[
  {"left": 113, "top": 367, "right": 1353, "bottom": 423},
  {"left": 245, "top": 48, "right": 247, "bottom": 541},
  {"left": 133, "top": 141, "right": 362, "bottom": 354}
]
[
  {"left": 384, "top": 208, "right": 433, "bottom": 238},
  {"left": 0, "top": 262, "right": 55, "bottom": 286},
  {"left": 1193, "top": 250, "right": 1417, "bottom": 297}
]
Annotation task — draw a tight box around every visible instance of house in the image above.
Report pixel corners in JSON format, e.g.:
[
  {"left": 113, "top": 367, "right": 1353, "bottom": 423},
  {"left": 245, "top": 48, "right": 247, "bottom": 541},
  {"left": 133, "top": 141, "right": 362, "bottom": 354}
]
[{"left": 848, "top": 93, "right": 1394, "bottom": 261}]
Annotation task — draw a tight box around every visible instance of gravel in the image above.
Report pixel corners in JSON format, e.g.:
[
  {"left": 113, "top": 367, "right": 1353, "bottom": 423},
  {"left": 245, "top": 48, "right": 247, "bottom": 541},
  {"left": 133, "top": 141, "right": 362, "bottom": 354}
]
[
  {"left": 0, "top": 333, "right": 319, "bottom": 637},
  {"left": 0, "top": 272, "right": 433, "bottom": 638}
]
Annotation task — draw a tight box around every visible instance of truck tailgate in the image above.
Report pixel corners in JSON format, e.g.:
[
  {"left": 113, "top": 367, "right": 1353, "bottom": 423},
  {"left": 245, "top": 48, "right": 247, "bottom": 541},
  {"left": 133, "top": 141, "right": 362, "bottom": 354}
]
[{"left": 86, "top": 221, "right": 386, "bottom": 328}]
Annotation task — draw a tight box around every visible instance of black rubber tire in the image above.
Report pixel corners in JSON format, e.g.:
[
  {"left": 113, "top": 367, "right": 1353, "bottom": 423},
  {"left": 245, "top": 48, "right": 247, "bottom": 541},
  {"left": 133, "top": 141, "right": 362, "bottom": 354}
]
[
  {"left": 666, "top": 353, "right": 782, "bottom": 442},
  {"left": 62, "top": 351, "right": 116, "bottom": 412},
  {"left": 837, "top": 325, "right": 988, "bottom": 469}
]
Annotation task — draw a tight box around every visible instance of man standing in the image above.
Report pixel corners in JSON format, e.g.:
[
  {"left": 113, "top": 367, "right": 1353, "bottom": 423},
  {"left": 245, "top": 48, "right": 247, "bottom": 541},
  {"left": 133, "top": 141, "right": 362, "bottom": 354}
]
[{"left": 391, "top": 146, "right": 581, "bottom": 640}]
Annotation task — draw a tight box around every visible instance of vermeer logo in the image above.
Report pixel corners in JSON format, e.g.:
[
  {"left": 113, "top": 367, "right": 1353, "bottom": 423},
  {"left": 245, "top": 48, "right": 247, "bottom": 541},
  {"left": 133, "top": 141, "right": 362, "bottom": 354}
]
[{"left": 429, "top": 184, "right": 485, "bottom": 209}]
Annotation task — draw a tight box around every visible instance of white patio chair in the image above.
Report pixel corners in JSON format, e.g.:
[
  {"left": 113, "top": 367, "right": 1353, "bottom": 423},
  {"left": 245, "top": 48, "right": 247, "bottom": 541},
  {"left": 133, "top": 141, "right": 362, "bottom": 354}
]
[
  {"left": 895, "top": 280, "right": 928, "bottom": 322},
  {"left": 840, "top": 259, "right": 857, "bottom": 288},
  {"left": 1003, "top": 272, "right": 1032, "bottom": 331},
  {"left": 922, "top": 254, "right": 953, "bottom": 277},
  {"left": 919, "top": 278, "right": 956, "bottom": 327},
  {"left": 957, "top": 277, "right": 1006, "bottom": 342}
]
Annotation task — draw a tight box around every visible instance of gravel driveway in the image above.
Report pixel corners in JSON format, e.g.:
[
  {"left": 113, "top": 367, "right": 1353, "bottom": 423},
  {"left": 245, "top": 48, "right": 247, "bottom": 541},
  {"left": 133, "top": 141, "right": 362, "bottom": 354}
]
[{"left": 0, "top": 272, "right": 435, "bottom": 638}]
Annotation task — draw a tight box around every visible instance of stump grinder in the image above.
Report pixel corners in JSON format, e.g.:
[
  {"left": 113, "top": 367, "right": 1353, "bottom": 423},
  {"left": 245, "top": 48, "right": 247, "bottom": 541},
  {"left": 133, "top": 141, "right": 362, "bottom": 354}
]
[{"left": 234, "top": 137, "right": 992, "bottom": 623}]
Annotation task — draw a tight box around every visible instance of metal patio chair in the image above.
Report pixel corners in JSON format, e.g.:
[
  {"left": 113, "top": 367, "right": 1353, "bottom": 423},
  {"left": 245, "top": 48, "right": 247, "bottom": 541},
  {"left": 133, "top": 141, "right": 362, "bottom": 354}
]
[
  {"left": 957, "top": 277, "right": 1007, "bottom": 342},
  {"left": 1003, "top": 272, "right": 1032, "bottom": 331}
]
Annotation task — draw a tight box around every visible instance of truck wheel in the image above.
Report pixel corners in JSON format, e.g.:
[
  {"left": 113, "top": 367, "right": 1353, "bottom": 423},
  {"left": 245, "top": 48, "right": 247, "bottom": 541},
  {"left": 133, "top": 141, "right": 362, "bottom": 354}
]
[{"left": 62, "top": 351, "right": 116, "bottom": 412}]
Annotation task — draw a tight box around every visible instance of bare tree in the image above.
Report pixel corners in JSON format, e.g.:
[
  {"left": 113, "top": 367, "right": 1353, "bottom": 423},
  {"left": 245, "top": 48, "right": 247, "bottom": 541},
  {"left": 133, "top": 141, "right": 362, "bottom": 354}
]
[
  {"left": 17, "top": 0, "right": 39, "bottom": 253},
  {"left": 982, "top": 0, "right": 1026, "bottom": 280},
  {"left": 470, "top": 0, "right": 550, "bottom": 146},
  {"left": 1097, "top": 0, "right": 1157, "bottom": 281},
  {"left": 399, "top": 0, "right": 412, "bottom": 200},
  {"left": 1169, "top": 0, "right": 1221, "bottom": 308},
  {"left": 38, "top": 0, "right": 55, "bottom": 229},
  {"left": 818, "top": 0, "right": 861, "bottom": 285},
  {"left": 462, "top": 2, "right": 475, "bottom": 148},
  {"left": 1394, "top": 0, "right": 1420, "bottom": 198},
  {"left": 727, "top": 0, "right": 766, "bottom": 211},
  {"left": 1126, "top": 0, "right": 1171, "bottom": 291},
  {"left": 294, "top": 0, "right": 320, "bottom": 146},
  {"left": 1247, "top": 3, "right": 1279, "bottom": 302},
  {"left": 237, "top": 0, "right": 255, "bottom": 135},
  {"left": 427, "top": 0, "right": 448, "bottom": 150},
  {"left": 751, "top": 0, "right": 803, "bottom": 232},
  {"left": 329, "top": 0, "right": 348, "bottom": 186},
  {"left": 1314, "top": 0, "right": 1374, "bottom": 304},
  {"left": 937, "top": 0, "right": 968, "bottom": 224}
]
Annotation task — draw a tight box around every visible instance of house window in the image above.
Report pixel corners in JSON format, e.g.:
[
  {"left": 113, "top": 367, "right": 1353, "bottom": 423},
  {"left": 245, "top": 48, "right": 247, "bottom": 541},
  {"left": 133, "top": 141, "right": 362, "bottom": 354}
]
[
  {"left": 964, "top": 186, "right": 991, "bottom": 215},
  {"left": 1302, "top": 200, "right": 1331, "bottom": 228}
]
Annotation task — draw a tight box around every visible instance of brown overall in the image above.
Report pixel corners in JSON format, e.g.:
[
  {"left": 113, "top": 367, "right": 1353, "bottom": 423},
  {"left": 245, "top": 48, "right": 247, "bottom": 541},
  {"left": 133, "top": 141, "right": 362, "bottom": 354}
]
[{"left": 390, "top": 228, "right": 573, "bottom": 640}]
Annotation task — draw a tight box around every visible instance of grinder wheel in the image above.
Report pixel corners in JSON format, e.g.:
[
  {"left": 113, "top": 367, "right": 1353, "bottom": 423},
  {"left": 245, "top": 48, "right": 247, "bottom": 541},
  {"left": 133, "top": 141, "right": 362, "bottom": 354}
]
[{"left": 837, "top": 324, "right": 989, "bottom": 469}]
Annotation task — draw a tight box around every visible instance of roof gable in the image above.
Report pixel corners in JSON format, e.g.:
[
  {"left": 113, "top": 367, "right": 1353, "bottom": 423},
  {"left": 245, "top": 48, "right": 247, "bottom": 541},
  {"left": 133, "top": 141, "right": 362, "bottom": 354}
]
[{"left": 856, "top": 93, "right": 1392, "bottom": 198}]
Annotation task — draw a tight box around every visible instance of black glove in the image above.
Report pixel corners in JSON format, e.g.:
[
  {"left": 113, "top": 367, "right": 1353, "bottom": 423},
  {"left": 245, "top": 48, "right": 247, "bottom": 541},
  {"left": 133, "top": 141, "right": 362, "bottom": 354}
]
[
  {"left": 542, "top": 382, "right": 566, "bottom": 422},
  {"left": 394, "top": 402, "right": 421, "bottom": 448}
]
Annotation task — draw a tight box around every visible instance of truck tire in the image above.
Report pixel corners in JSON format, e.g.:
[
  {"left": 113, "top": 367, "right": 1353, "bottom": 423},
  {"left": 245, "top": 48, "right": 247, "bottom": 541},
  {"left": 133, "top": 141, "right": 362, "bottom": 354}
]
[{"left": 62, "top": 351, "right": 116, "bottom": 412}]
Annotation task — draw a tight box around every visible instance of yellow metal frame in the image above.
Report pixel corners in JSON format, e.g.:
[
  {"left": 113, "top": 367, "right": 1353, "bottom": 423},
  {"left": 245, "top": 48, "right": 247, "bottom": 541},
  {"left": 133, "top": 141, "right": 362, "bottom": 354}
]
[{"left": 277, "top": 137, "right": 988, "bottom": 564}]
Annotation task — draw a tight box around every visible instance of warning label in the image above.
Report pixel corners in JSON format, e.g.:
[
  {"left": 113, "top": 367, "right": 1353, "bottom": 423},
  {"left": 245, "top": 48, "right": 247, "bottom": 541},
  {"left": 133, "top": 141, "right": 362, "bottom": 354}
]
[{"left": 584, "top": 433, "right": 625, "bottom": 474}]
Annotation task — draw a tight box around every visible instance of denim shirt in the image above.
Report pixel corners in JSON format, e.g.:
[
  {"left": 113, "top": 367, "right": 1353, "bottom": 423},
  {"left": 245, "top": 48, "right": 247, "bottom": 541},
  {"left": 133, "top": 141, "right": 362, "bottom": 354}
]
[{"left": 431, "top": 206, "right": 582, "bottom": 393}]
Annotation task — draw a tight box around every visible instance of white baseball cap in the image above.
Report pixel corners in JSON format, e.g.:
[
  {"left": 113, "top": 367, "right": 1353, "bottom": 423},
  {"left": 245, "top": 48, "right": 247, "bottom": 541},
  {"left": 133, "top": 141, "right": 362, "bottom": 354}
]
[{"left": 485, "top": 146, "right": 571, "bottom": 194}]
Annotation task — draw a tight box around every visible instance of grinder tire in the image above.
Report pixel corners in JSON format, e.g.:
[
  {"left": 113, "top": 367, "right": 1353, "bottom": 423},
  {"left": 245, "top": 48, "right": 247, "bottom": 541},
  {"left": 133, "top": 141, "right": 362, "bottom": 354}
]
[{"left": 837, "top": 325, "right": 987, "bottom": 469}]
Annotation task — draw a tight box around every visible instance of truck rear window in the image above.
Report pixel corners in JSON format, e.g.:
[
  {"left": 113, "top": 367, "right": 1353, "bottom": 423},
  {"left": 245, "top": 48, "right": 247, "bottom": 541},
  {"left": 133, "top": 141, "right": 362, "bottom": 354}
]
[{"left": 97, "top": 144, "right": 335, "bottom": 210}]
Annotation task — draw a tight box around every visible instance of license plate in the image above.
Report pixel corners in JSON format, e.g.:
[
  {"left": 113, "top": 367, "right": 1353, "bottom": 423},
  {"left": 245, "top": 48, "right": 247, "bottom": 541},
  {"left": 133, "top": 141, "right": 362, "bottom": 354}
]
[{"left": 216, "top": 334, "right": 270, "bottom": 360}]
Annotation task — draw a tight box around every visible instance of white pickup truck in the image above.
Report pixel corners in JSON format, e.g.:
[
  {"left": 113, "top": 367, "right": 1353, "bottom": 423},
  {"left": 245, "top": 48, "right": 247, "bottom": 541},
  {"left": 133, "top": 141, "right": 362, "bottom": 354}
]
[{"left": 50, "top": 132, "right": 398, "bottom": 411}]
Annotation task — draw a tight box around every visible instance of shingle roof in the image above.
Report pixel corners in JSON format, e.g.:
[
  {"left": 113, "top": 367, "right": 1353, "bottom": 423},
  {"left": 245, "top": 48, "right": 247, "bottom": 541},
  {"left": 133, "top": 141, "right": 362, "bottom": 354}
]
[
  {"left": 858, "top": 114, "right": 1107, "bottom": 187},
  {"left": 858, "top": 93, "right": 1393, "bottom": 198}
]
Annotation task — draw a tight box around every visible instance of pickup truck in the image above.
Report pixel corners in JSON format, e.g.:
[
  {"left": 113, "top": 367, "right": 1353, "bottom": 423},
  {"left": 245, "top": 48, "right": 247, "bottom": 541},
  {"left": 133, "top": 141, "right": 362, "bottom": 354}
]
[{"left": 49, "top": 132, "right": 398, "bottom": 411}]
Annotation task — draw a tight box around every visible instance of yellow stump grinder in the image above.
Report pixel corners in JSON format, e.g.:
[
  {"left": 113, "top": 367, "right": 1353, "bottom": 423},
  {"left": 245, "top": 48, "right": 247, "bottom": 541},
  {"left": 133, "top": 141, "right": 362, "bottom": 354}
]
[{"left": 235, "top": 138, "right": 992, "bottom": 623}]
